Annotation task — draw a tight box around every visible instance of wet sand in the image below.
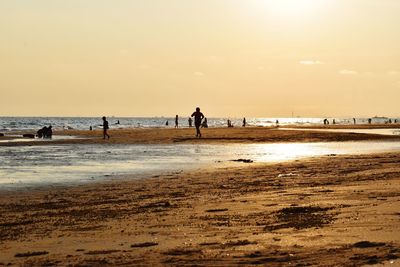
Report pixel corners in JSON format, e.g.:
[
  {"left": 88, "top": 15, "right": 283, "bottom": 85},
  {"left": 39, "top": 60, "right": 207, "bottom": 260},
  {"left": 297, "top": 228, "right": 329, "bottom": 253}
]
[
  {"left": 1, "top": 126, "right": 400, "bottom": 146},
  {"left": 1, "top": 152, "right": 400, "bottom": 266}
]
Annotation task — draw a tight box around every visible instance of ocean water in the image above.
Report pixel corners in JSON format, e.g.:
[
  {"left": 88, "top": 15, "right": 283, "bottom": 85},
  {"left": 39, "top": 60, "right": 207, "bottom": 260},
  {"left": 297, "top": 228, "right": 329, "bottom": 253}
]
[
  {"left": 0, "top": 116, "right": 399, "bottom": 132},
  {"left": 1, "top": 141, "right": 400, "bottom": 190}
]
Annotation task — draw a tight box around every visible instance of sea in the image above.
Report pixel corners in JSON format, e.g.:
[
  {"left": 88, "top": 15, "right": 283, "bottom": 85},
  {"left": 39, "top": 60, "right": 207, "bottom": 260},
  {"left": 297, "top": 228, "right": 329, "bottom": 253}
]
[{"left": 0, "top": 116, "right": 398, "bottom": 132}]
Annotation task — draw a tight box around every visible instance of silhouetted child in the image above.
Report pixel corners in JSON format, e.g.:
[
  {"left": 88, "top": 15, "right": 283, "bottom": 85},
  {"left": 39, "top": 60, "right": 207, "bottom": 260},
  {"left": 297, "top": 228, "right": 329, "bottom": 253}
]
[
  {"left": 201, "top": 117, "right": 208, "bottom": 128},
  {"left": 191, "top": 107, "right": 204, "bottom": 137},
  {"left": 175, "top": 115, "right": 179, "bottom": 128},
  {"left": 102, "top": 116, "right": 110, "bottom": 139},
  {"left": 188, "top": 117, "right": 193, "bottom": 127}
]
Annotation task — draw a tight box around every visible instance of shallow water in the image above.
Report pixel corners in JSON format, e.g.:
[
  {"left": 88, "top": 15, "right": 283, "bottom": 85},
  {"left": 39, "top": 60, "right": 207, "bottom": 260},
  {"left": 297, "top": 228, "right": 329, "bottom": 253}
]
[
  {"left": 0, "top": 135, "right": 81, "bottom": 143},
  {"left": 1, "top": 141, "right": 400, "bottom": 190},
  {"left": 282, "top": 128, "right": 400, "bottom": 136}
]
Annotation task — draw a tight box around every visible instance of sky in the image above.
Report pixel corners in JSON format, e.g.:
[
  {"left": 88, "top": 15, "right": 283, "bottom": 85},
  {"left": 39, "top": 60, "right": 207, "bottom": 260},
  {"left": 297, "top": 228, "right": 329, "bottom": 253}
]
[{"left": 1, "top": 0, "right": 399, "bottom": 117}]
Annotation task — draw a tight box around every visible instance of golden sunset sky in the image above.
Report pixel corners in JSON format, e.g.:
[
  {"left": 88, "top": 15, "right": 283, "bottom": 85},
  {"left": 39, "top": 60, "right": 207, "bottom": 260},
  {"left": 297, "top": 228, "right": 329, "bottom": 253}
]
[{"left": 1, "top": 0, "right": 399, "bottom": 117}]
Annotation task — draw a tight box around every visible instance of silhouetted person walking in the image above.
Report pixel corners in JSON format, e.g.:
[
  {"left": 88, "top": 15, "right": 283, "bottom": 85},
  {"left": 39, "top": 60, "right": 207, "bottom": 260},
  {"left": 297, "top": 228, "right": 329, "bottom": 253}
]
[
  {"left": 188, "top": 117, "right": 193, "bottom": 127},
  {"left": 242, "top": 117, "right": 246, "bottom": 127},
  {"left": 175, "top": 115, "right": 179, "bottom": 128},
  {"left": 102, "top": 116, "right": 110, "bottom": 139},
  {"left": 191, "top": 107, "right": 204, "bottom": 138}
]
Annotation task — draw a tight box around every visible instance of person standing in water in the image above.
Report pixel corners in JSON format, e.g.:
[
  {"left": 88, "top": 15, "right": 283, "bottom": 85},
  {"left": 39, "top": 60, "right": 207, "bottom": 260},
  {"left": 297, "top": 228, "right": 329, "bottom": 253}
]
[
  {"left": 191, "top": 107, "right": 204, "bottom": 138},
  {"left": 102, "top": 116, "right": 110, "bottom": 139},
  {"left": 175, "top": 115, "right": 179, "bottom": 128},
  {"left": 188, "top": 117, "right": 193, "bottom": 127}
]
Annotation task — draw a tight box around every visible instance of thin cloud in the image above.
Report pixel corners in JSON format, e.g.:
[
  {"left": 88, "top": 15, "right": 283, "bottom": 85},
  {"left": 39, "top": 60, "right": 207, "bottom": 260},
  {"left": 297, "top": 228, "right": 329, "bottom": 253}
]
[
  {"left": 299, "top": 60, "right": 324, "bottom": 65},
  {"left": 388, "top": 70, "right": 400, "bottom": 75},
  {"left": 194, "top": 71, "right": 205, "bottom": 76},
  {"left": 339, "top": 69, "right": 358, "bottom": 75}
]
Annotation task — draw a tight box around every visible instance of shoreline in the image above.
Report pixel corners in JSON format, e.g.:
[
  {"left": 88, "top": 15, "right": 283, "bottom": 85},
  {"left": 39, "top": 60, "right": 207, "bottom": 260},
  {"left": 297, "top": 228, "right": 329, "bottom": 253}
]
[
  {"left": 1, "top": 126, "right": 400, "bottom": 146},
  {"left": 1, "top": 152, "right": 400, "bottom": 265}
]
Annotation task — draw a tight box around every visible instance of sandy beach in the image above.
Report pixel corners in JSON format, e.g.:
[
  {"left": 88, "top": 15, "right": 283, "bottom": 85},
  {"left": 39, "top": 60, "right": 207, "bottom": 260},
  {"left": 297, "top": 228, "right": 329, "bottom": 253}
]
[{"left": 1, "top": 127, "right": 400, "bottom": 266}]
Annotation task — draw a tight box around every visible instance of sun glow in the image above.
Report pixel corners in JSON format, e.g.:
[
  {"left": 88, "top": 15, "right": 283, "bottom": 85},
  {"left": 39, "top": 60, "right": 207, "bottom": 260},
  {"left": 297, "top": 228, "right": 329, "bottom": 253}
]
[{"left": 259, "top": 0, "right": 328, "bottom": 20}]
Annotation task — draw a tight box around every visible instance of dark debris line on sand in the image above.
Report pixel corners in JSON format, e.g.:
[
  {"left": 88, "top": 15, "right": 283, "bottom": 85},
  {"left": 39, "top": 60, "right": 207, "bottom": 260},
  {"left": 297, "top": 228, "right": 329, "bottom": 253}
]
[
  {"left": 131, "top": 242, "right": 159, "bottom": 248},
  {"left": 14, "top": 251, "right": 49, "bottom": 258}
]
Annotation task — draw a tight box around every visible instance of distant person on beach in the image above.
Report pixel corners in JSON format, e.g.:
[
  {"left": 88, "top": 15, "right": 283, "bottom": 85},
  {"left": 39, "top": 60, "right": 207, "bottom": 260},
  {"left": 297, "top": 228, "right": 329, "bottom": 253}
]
[
  {"left": 89, "top": 126, "right": 92, "bottom": 131},
  {"left": 175, "top": 115, "right": 179, "bottom": 128},
  {"left": 353, "top": 118, "right": 356, "bottom": 124},
  {"left": 368, "top": 118, "right": 372, "bottom": 124},
  {"left": 188, "top": 117, "right": 193, "bottom": 127},
  {"left": 242, "top": 117, "right": 246, "bottom": 127},
  {"left": 37, "top": 125, "right": 52, "bottom": 138},
  {"left": 276, "top": 120, "right": 279, "bottom": 126},
  {"left": 116, "top": 120, "right": 120, "bottom": 125},
  {"left": 191, "top": 107, "right": 204, "bottom": 138},
  {"left": 333, "top": 119, "right": 336, "bottom": 125},
  {"left": 102, "top": 116, "right": 110, "bottom": 139},
  {"left": 46, "top": 125, "right": 53, "bottom": 138},
  {"left": 201, "top": 117, "right": 208, "bottom": 128},
  {"left": 37, "top": 127, "right": 45, "bottom": 138},
  {"left": 166, "top": 120, "right": 169, "bottom": 126}
]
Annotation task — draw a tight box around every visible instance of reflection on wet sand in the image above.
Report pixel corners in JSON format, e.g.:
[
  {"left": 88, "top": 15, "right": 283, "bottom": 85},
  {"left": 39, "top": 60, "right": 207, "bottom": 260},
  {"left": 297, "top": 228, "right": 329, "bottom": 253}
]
[{"left": 1, "top": 141, "right": 400, "bottom": 188}]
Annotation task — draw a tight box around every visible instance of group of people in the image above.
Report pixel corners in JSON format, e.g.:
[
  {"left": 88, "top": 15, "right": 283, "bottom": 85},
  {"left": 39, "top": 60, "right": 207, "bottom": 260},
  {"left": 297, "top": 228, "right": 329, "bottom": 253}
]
[
  {"left": 37, "top": 125, "right": 53, "bottom": 138},
  {"left": 100, "top": 107, "right": 207, "bottom": 139},
  {"left": 100, "top": 112, "right": 400, "bottom": 141},
  {"left": 174, "top": 112, "right": 208, "bottom": 130},
  {"left": 324, "top": 118, "right": 398, "bottom": 125}
]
